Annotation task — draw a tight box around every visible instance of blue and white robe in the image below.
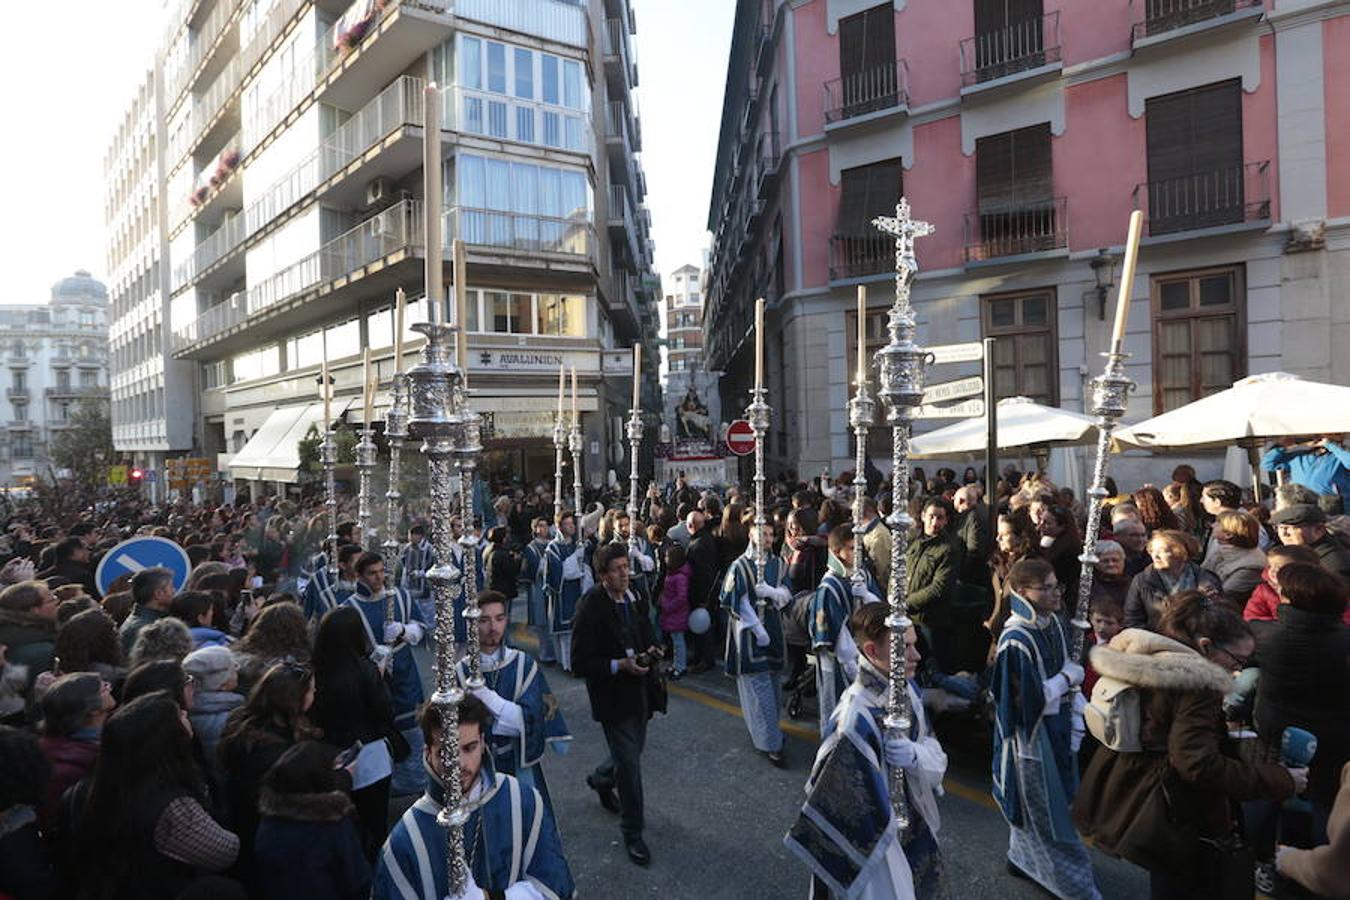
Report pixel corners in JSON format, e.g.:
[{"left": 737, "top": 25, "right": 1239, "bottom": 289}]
[
  {"left": 520, "top": 538, "right": 555, "bottom": 662},
  {"left": 346, "top": 583, "right": 428, "bottom": 728},
  {"left": 809, "top": 564, "right": 881, "bottom": 734},
  {"left": 785, "top": 658, "right": 916, "bottom": 900},
  {"left": 398, "top": 538, "right": 435, "bottom": 610},
  {"left": 720, "top": 551, "right": 791, "bottom": 753},
  {"left": 625, "top": 534, "right": 657, "bottom": 607},
  {"left": 456, "top": 647, "right": 571, "bottom": 816},
  {"left": 374, "top": 769, "right": 575, "bottom": 900},
  {"left": 302, "top": 554, "right": 355, "bottom": 622},
  {"left": 540, "top": 537, "right": 588, "bottom": 672},
  {"left": 990, "top": 593, "right": 1100, "bottom": 900}
]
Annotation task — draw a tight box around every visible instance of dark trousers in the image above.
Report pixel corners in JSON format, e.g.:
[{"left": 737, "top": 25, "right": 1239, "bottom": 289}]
[
  {"left": 350, "top": 776, "right": 391, "bottom": 860},
  {"left": 593, "top": 714, "right": 647, "bottom": 838}
]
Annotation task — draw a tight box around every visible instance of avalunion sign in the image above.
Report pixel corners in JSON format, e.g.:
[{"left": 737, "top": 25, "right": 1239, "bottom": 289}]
[{"left": 477, "top": 351, "right": 566, "bottom": 369}]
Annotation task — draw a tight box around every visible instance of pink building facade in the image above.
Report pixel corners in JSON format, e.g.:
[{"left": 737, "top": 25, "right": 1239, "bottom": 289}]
[{"left": 704, "top": 0, "right": 1350, "bottom": 484}]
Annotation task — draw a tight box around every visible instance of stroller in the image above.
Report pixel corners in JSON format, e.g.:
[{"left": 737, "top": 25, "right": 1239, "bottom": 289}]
[{"left": 781, "top": 590, "right": 817, "bottom": 720}]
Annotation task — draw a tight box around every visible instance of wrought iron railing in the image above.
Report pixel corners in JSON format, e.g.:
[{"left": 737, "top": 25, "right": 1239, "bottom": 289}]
[
  {"left": 963, "top": 196, "right": 1068, "bottom": 262},
  {"left": 960, "top": 12, "right": 1061, "bottom": 86},
  {"left": 1132, "top": 0, "right": 1260, "bottom": 40},
  {"left": 825, "top": 59, "right": 909, "bottom": 123},
  {"left": 1133, "top": 161, "right": 1270, "bottom": 236},
  {"left": 829, "top": 233, "right": 893, "bottom": 281}
]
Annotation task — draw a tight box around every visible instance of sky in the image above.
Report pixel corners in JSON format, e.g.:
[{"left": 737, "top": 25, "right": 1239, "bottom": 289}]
[{"left": 0, "top": 0, "right": 731, "bottom": 307}]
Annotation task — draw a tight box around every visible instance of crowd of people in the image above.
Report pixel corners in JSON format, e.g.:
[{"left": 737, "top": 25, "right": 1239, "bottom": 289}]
[{"left": 0, "top": 437, "right": 1345, "bottom": 899}]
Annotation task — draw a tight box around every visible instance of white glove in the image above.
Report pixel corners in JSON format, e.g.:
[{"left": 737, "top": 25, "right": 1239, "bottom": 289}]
[
  {"left": 637, "top": 553, "right": 655, "bottom": 573},
  {"left": 884, "top": 736, "right": 919, "bottom": 770},
  {"left": 472, "top": 686, "right": 506, "bottom": 716},
  {"left": 752, "top": 624, "right": 771, "bottom": 647},
  {"left": 401, "top": 622, "right": 424, "bottom": 645},
  {"left": 442, "top": 867, "right": 480, "bottom": 900},
  {"left": 1071, "top": 691, "right": 1087, "bottom": 752},
  {"left": 382, "top": 621, "right": 404, "bottom": 644},
  {"left": 1042, "top": 673, "right": 1071, "bottom": 710},
  {"left": 1060, "top": 661, "right": 1085, "bottom": 688},
  {"left": 850, "top": 581, "right": 868, "bottom": 599},
  {"left": 370, "top": 644, "right": 393, "bottom": 675}
]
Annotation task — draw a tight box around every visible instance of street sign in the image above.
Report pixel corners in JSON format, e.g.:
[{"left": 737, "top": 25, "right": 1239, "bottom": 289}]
[
  {"left": 95, "top": 536, "right": 192, "bottom": 596},
  {"left": 106, "top": 465, "right": 128, "bottom": 487},
  {"left": 144, "top": 469, "right": 159, "bottom": 483},
  {"left": 921, "top": 375, "right": 984, "bottom": 405},
  {"left": 725, "top": 419, "right": 756, "bottom": 456},
  {"left": 928, "top": 341, "right": 985, "bottom": 365},
  {"left": 915, "top": 398, "right": 985, "bottom": 420}
]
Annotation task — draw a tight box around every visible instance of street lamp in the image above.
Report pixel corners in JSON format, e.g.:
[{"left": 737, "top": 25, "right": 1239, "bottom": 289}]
[{"left": 1091, "top": 248, "right": 1118, "bottom": 321}]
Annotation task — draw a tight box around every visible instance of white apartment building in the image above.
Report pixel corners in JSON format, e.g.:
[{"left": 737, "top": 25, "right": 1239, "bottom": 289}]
[
  {"left": 106, "top": 0, "right": 660, "bottom": 498},
  {"left": 661, "top": 262, "right": 721, "bottom": 439},
  {"left": 0, "top": 272, "right": 111, "bottom": 487}
]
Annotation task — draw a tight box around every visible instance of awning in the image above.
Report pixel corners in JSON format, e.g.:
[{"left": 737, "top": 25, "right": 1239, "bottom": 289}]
[{"left": 227, "top": 398, "right": 354, "bottom": 483}]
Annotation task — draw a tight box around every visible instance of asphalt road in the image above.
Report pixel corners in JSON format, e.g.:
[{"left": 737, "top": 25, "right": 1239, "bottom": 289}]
[{"left": 413, "top": 625, "right": 1151, "bottom": 899}]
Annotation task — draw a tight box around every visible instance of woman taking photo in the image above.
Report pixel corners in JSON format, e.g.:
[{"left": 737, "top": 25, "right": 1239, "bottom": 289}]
[{"left": 1074, "top": 591, "right": 1303, "bottom": 899}]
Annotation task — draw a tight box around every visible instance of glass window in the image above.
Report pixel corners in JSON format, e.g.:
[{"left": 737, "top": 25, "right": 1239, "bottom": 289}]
[
  {"left": 1151, "top": 266, "right": 1244, "bottom": 413},
  {"left": 516, "top": 106, "right": 535, "bottom": 144},
  {"left": 486, "top": 291, "right": 530, "bottom": 333},
  {"left": 981, "top": 289, "right": 1059, "bottom": 406},
  {"left": 486, "top": 42, "right": 507, "bottom": 93},
  {"left": 487, "top": 100, "right": 508, "bottom": 138},
  {"left": 541, "top": 56, "right": 559, "bottom": 105},
  {"left": 514, "top": 48, "right": 534, "bottom": 99},
  {"left": 537, "top": 294, "right": 585, "bottom": 336},
  {"left": 563, "top": 60, "right": 583, "bottom": 109}
]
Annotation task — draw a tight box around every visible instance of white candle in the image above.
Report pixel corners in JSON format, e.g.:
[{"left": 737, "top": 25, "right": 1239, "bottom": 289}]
[
  {"left": 1111, "top": 210, "right": 1145, "bottom": 350},
  {"left": 454, "top": 238, "right": 468, "bottom": 387},
  {"left": 424, "top": 83, "right": 443, "bottom": 326},
  {"left": 362, "top": 348, "right": 373, "bottom": 427},
  {"left": 570, "top": 366, "right": 578, "bottom": 422},
  {"left": 754, "top": 297, "right": 765, "bottom": 392},
  {"left": 856, "top": 285, "right": 866, "bottom": 383},
  {"left": 556, "top": 363, "right": 566, "bottom": 418},
  {"left": 393, "top": 288, "right": 405, "bottom": 375},
  {"left": 632, "top": 343, "right": 641, "bottom": 410}
]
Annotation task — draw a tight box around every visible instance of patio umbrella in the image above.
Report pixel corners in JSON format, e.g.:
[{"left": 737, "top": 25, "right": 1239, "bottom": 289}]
[
  {"left": 1114, "top": 372, "right": 1350, "bottom": 500},
  {"left": 911, "top": 396, "right": 1100, "bottom": 471}
]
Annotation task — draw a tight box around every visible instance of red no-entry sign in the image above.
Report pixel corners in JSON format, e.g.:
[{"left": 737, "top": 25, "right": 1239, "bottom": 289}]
[{"left": 726, "top": 419, "right": 756, "bottom": 456}]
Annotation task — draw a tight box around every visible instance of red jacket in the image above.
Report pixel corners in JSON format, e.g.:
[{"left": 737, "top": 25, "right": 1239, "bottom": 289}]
[
  {"left": 38, "top": 734, "right": 99, "bottom": 829},
  {"left": 1246, "top": 568, "right": 1350, "bottom": 625}
]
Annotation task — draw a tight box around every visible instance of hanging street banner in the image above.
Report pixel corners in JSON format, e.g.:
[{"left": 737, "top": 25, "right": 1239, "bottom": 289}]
[
  {"left": 927, "top": 341, "right": 985, "bottom": 365},
  {"left": 921, "top": 375, "right": 984, "bottom": 405},
  {"left": 915, "top": 398, "right": 985, "bottom": 420}
]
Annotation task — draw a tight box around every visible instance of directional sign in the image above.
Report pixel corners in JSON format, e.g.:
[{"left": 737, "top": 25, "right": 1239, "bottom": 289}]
[
  {"left": 95, "top": 536, "right": 192, "bottom": 596},
  {"left": 106, "top": 465, "right": 128, "bottom": 487},
  {"left": 725, "top": 419, "right": 756, "bottom": 456},
  {"left": 915, "top": 398, "right": 986, "bottom": 420},
  {"left": 922, "top": 376, "right": 984, "bottom": 405},
  {"left": 928, "top": 341, "right": 985, "bottom": 365}
]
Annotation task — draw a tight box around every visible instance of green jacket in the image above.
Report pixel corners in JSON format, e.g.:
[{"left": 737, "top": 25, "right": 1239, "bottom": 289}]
[
  {"left": 905, "top": 531, "right": 963, "bottom": 628},
  {"left": 956, "top": 508, "right": 991, "bottom": 587},
  {"left": 118, "top": 604, "right": 167, "bottom": 655}
]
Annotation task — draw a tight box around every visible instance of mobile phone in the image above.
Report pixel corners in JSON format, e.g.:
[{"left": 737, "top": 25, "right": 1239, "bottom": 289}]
[
  {"left": 335, "top": 740, "right": 363, "bottom": 769},
  {"left": 52, "top": 656, "right": 61, "bottom": 676},
  {"left": 240, "top": 589, "right": 254, "bottom": 605}
]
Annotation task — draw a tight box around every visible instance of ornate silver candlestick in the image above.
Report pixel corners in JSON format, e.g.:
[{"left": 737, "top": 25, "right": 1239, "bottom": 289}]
[
  {"left": 849, "top": 356, "right": 875, "bottom": 596},
  {"left": 320, "top": 427, "right": 338, "bottom": 583},
  {"left": 746, "top": 386, "right": 771, "bottom": 615},
  {"left": 452, "top": 380, "right": 484, "bottom": 691},
  {"left": 570, "top": 419, "right": 584, "bottom": 517},
  {"left": 383, "top": 370, "right": 409, "bottom": 626},
  {"left": 553, "top": 414, "right": 566, "bottom": 522},
  {"left": 355, "top": 426, "right": 377, "bottom": 548},
  {"left": 872, "top": 198, "right": 934, "bottom": 834},
  {"left": 406, "top": 317, "right": 469, "bottom": 893},
  {"left": 626, "top": 406, "right": 643, "bottom": 558}
]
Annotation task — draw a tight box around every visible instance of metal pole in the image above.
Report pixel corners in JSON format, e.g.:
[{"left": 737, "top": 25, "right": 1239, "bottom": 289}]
[
  {"left": 626, "top": 408, "right": 643, "bottom": 558},
  {"left": 872, "top": 198, "right": 934, "bottom": 834},
  {"left": 983, "top": 338, "right": 998, "bottom": 542},
  {"left": 849, "top": 363, "right": 874, "bottom": 596},
  {"left": 383, "top": 369, "right": 408, "bottom": 627},
  {"left": 746, "top": 386, "right": 771, "bottom": 611},
  {"left": 570, "top": 421, "right": 584, "bottom": 521},
  {"left": 321, "top": 427, "right": 338, "bottom": 584},
  {"left": 355, "top": 426, "right": 377, "bottom": 548},
  {"left": 553, "top": 415, "right": 567, "bottom": 521}
]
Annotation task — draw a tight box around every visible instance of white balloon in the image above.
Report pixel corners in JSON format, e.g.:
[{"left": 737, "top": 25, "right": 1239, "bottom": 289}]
[{"left": 688, "top": 607, "right": 711, "bottom": 635}]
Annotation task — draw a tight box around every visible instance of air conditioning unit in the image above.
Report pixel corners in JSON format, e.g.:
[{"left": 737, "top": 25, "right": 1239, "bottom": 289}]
[{"left": 365, "top": 177, "right": 394, "bottom": 207}]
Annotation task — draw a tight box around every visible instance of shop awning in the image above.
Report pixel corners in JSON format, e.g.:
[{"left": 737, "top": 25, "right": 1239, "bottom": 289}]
[{"left": 227, "top": 398, "right": 354, "bottom": 484}]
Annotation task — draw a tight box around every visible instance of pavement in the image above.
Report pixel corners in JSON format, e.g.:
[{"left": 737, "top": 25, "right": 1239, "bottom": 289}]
[{"left": 407, "top": 619, "right": 1150, "bottom": 899}]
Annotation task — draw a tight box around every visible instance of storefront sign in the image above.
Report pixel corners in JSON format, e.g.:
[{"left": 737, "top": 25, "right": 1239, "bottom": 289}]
[{"left": 473, "top": 350, "right": 568, "bottom": 371}]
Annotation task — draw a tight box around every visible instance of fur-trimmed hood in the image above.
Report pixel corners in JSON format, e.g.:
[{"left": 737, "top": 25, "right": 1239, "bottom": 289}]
[
  {"left": 258, "top": 788, "right": 353, "bottom": 823},
  {"left": 1088, "top": 628, "right": 1234, "bottom": 694}
]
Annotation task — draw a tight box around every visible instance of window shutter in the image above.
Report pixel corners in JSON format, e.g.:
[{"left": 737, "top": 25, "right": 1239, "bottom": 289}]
[
  {"left": 977, "top": 132, "right": 1015, "bottom": 212},
  {"left": 1012, "top": 123, "right": 1052, "bottom": 205},
  {"left": 862, "top": 5, "right": 896, "bottom": 72},
  {"left": 862, "top": 158, "right": 903, "bottom": 223},
  {"left": 839, "top": 12, "right": 867, "bottom": 80},
  {"left": 838, "top": 167, "right": 869, "bottom": 234}
]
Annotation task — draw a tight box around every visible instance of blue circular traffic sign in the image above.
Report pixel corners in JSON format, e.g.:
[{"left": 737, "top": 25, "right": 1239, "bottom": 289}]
[{"left": 95, "top": 536, "right": 192, "bottom": 596}]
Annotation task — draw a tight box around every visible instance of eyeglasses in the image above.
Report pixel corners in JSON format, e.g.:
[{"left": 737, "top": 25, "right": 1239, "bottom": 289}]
[{"left": 1214, "top": 645, "right": 1250, "bottom": 670}]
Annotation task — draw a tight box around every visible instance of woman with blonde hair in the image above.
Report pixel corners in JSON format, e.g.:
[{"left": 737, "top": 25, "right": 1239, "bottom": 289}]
[
  {"left": 1124, "top": 530, "right": 1222, "bottom": 631},
  {"left": 1201, "top": 509, "right": 1267, "bottom": 606}
]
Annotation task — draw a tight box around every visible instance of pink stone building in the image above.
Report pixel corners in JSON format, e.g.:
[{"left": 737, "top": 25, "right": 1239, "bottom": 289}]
[{"left": 704, "top": 0, "right": 1350, "bottom": 484}]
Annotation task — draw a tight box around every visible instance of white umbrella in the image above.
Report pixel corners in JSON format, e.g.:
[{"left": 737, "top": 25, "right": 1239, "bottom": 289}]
[
  {"left": 911, "top": 396, "right": 1100, "bottom": 467},
  {"left": 1115, "top": 372, "right": 1350, "bottom": 451}
]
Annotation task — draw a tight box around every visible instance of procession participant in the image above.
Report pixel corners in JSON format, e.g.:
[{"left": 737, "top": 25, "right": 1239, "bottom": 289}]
[
  {"left": 302, "top": 543, "right": 362, "bottom": 622},
  {"left": 990, "top": 559, "right": 1099, "bottom": 900},
  {"left": 541, "top": 510, "right": 589, "bottom": 674},
  {"left": 302, "top": 519, "right": 356, "bottom": 600},
  {"left": 444, "top": 515, "right": 487, "bottom": 647},
  {"left": 719, "top": 522, "right": 792, "bottom": 766},
  {"left": 786, "top": 602, "right": 948, "bottom": 899},
  {"left": 615, "top": 510, "right": 657, "bottom": 604},
  {"left": 347, "top": 551, "right": 428, "bottom": 796},
  {"left": 519, "top": 517, "right": 557, "bottom": 664},
  {"left": 396, "top": 524, "right": 434, "bottom": 624},
  {"left": 456, "top": 591, "right": 570, "bottom": 815},
  {"left": 372, "top": 695, "right": 576, "bottom": 900},
  {"left": 808, "top": 524, "right": 882, "bottom": 733}
]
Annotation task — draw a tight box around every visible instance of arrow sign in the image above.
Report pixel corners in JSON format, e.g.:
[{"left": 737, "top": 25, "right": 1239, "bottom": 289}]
[
  {"left": 95, "top": 536, "right": 192, "bottom": 596},
  {"left": 928, "top": 341, "right": 985, "bottom": 365},
  {"left": 915, "top": 398, "right": 986, "bottom": 420},
  {"left": 922, "top": 376, "right": 984, "bottom": 405}
]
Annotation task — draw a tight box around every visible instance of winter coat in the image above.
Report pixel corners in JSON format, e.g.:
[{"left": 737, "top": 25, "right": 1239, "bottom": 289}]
[
  {"left": 311, "top": 657, "right": 394, "bottom": 752},
  {"left": 1201, "top": 544, "right": 1266, "bottom": 608},
  {"left": 954, "top": 508, "right": 990, "bottom": 587},
  {"left": 0, "top": 609, "right": 56, "bottom": 691},
  {"left": 785, "top": 536, "right": 827, "bottom": 594},
  {"left": 1245, "top": 570, "right": 1350, "bottom": 628},
  {"left": 118, "top": 604, "right": 167, "bottom": 655},
  {"left": 0, "top": 806, "right": 57, "bottom": 900},
  {"left": 1037, "top": 534, "right": 1082, "bottom": 601},
  {"left": 1277, "top": 761, "right": 1350, "bottom": 899},
  {"left": 190, "top": 690, "right": 245, "bottom": 791},
  {"left": 1123, "top": 562, "right": 1223, "bottom": 632},
  {"left": 253, "top": 788, "right": 371, "bottom": 900},
  {"left": 191, "top": 626, "right": 232, "bottom": 649},
  {"left": 484, "top": 544, "right": 522, "bottom": 597},
  {"left": 37, "top": 735, "right": 99, "bottom": 830},
  {"left": 1254, "top": 605, "right": 1350, "bottom": 809},
  {"left": 905, "top": 531, "right": 962, "bottom": 629},
  {"left": 658, "top": 563, "right": 692, "bottom": 633},
  {"left": 1073, "top": 629, "right": 1293, "bottom": 869},
  {"left": 219, "top": 719, "right": 296, "bottom": 871},
  {"left": 1311, "top": 533, "right": 1350, "bottom": 581},
  {"left": 685, "top": 530, "right": 721, "bottom": 611}
]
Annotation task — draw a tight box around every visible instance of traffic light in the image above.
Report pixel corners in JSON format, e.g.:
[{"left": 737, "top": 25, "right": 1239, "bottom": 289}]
[{"left": 129, "top": 468, "right": 144, "bottom": 486}]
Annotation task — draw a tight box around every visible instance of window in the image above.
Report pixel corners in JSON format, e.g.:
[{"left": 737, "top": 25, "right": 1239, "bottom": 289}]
[
  {"left": 514, "top": 48, "right": 534, "bottom": 99},
  {"left": 79, "top": 369, "right": 97, "bottom": 388},
  {"left": 12, "top": 403, "right": 25, "bottom": 422},
  {"left": 456, "top": 154, "right": 591, "bottom": 252},
  {"left": 972, "top": 0, "right": 1046, "bottom": 81},
  {"left": 1145, "top": 80, "right": 1244, "bottom": 235},
  {"left": 57, "top": 402, "right": 70, "bottom": 422},
  {"left": 11, "top": 372, "right": 24, "bottom": 392},
  {"left": 972, "top": 123, "right": 1060, "bottom": 259},
  {"left": 486, "top": 291, "right": 530, "bottom": 334},
  {"left": 12, "top": 434, "right": 32, "bottom": 458},
  {"left": 982, "top": 288, "right": 1058, "bottom": 405},
  {"left": 1151, "top": 265, "right": 1244, "bottom": 413},
  {"left": 56, "top": 371, "right": 71, "bottom": 390},
  {"left": 486, "top": 42, "right": 507, "bottom": 93},
  {"left": 453, "top": 37, "right": 587, "bottom": 151},
  {"left": 831, "top": 158, "right": 903, "bottom": 279},
  {"left": 835, "top": 4, "right": 898, "bottom": 119},
  {"left": 536, "top": 294, "right": 585, "bottom": 336}
]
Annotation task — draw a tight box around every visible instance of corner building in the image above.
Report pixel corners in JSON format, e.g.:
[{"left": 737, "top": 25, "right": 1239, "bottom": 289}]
[
  {"left": 107, "top": 0, "right": 659, "bottom": 498},
  {"left": 705, "top": 0, "right": 1350, "bottom": 485}
]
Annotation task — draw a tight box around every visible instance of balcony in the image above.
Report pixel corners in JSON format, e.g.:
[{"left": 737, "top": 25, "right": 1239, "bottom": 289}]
[
  {"left": 1132, "top": 0, "right": 1263, "bottom": 44},
  {"left": 449, "top": 207, "right": 595, "bottom": 265},
  {"left": 6, "top": 420, "right": 34, "bottom": 430},
  {"left": 963, "top": 197, "right": 1068, "bottom": 263},
  {"left": 454, "top": 0, "right": 588, "bottom": 49},
  {"left": 829, "top": 233, "right": 893, "bottom": 281},
  {"left": 165, "top": 0, "right": 247, "bottom": 109},
  {"left": 6, "top": 388, "right": 27, "bottom": 400},
  {"left": 449, "top": 85, "right": 591, "bottom": 156},
  {"left": 174, "top": 199, "right": 424, "bottom": 357},
  {"left": 316, "top": 0, "right": 452, "bottom": 111},
  {"left": 46, "top": 386, "right": 108, "bottom": 399},
  {"left": 5, "top": 357, "right": 28, "bottom": 368},
  {"left": 1133, "top": 162, "right": 1270, "bottom": 237},
  {"left": 960, "top": 12, "right": 1062, "bottom": 90},
  {"left": 824, "top": 59, "right": 909, "bottom": 126},
  {"left": 755, "top": 131, "right": 782, "bottom": 198},
  {"left": 603, "top": 18, "right": 638, "bottom": 95},
  {"left": 604, "top": 100, "right": 638, "bottom": 180}
]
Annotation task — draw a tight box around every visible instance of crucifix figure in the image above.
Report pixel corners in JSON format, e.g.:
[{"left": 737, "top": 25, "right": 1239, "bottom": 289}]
[{"left": 872, "top": 198, "right": 934, "bottom": 283}]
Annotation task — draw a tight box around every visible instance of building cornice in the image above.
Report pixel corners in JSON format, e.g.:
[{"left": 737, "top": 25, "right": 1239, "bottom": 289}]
[{"left": 1265, "top": 0, "right": 1350, "bottom": 30}]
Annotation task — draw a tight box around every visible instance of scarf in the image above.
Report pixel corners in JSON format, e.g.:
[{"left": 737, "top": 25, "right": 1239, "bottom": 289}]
[{"left": 1157, "top": 563, "right": 1197, "bottom": 595}]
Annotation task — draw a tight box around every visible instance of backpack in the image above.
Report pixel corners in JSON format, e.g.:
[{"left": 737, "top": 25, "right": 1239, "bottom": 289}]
[{"left": 1085, "top": 674, "right": 1142, "bottom": 752}]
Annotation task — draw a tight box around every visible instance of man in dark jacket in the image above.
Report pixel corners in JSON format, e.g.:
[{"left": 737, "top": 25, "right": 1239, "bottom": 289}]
[
  {"left": 118, "top": 567, "right": 176, "bottom": 655},
  {"left": 906, "top": 498, "right": 963, "bottom": 674},
  {"left": 37, "top": 538, "right": 100, "bottom": 600},
  {"left": 1272, "top": 504, "right": 1350, "bottom": 580},
  {"left": 953, "top": 485, "right": 991, "bottom": 587},
  {"left": 684, "top": 511, "right": 720, "bottom": 673},
  {"left": 0, "top": 580, "right": 58, "bottom": 693},
  {"left": 570, "top": 543, "right": 662, "bottom": 866}
]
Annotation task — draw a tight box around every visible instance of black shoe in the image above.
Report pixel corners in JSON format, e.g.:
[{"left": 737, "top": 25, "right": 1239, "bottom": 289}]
[
  {"left": 765, "top": 749, "right": 786, "bottom": 768},
  {"left": 1006, "top": 860, "right": 1031, "bottom": 882},
  {"left": 625, "top": 835, "right": 651, "bottom": 866},
  {"left": 585, "top": 775, "right": 620, "bottom": 814}
]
